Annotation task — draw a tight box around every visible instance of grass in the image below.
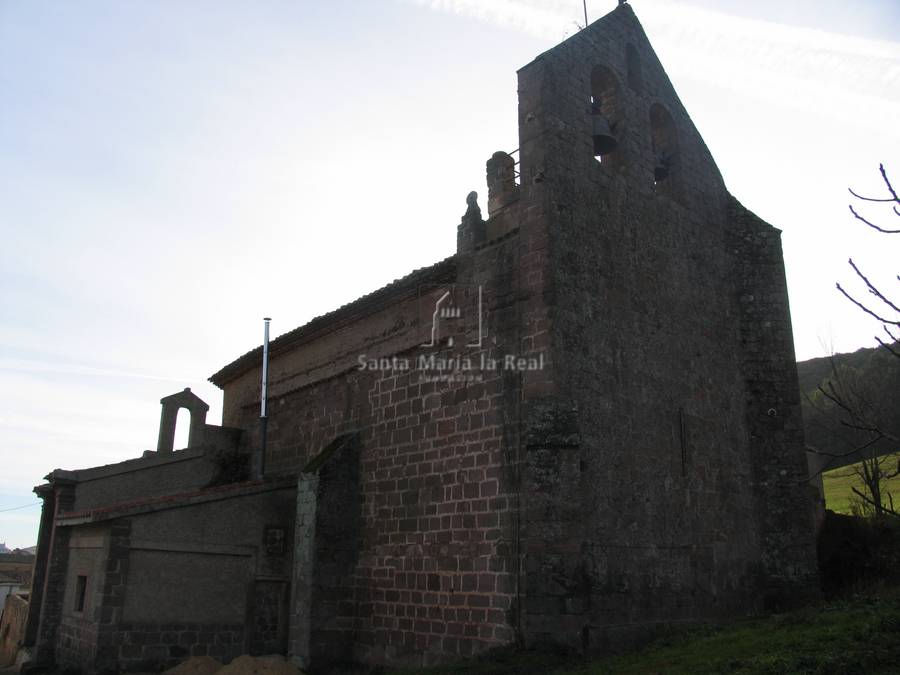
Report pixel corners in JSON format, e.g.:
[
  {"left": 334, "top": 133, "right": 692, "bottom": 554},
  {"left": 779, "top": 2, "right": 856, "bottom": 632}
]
[
  {"left": 384, "top": 587, "right": 900, "bottom": 675},
  {"left": 822, "top": 456, "right": 900, "bottom": 515}
]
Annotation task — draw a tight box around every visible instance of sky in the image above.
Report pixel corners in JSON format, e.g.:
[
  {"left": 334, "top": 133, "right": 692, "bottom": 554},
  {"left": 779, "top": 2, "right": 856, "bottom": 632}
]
[{"left": 1, "top": 0, "right": 899, "bottom": 549}]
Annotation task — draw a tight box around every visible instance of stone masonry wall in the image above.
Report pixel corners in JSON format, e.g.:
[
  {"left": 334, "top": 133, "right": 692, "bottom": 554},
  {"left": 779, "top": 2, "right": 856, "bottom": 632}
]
[
  {"left": 108, "top": 622, "right": 246, "bottom": 671},
  {"left": 56, "top": 527, "right": 108, "bottom": 671},
  {"left": 49, "top": 484, "right": 296, "bottom": 673},
  {"left": 728, "top": 197, "right": 819, "bottom": 608},
  {"left": 222, "top": 215, "right": 553, "bottom": 666},
  {"left": 71, "top": 450, "right": 218, "bottom": 512},
  {"left": 512, "top": 4, "right": 818, "bottom": 650},
  {"left": 24, "top": 485, "right": 55, "bottom": 649},
  {"left": 34, "top": 483, "right": 75, "bottom": 665},
  {"left": 289, "top": 434, "right": 361, "bottom": 670}
]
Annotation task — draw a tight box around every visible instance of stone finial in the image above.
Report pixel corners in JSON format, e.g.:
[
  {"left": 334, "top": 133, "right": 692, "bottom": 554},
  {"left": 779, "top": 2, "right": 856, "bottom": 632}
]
[
  {"left": 486, "top": 151, "right": 520, "bottom": 216},
  {"left": 457, "top": 191, "right": 485, "bottom": 254},
  {"left": 465, "top": 191, "right": 482, "bottom": 221}
]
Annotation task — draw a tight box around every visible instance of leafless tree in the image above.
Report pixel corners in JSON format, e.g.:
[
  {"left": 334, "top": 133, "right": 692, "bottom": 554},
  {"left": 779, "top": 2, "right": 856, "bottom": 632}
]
[
  {"left": 809, "top": 164, "right": 900, "bottom": 519},
  {"left": 837, "top": 163, "right": 900, "bottom": 358},
  {"left": 848, "top": 453, "right": 899, "bottom": 519},
  {"left": 807, "top": 355, "right": 900, "bottom": 519}
]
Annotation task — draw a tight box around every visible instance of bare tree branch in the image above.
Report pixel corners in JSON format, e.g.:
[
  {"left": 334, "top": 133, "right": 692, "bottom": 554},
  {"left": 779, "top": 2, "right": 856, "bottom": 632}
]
[
  {"left": 875, "top": 335, "right": 900, "bottom": 358},
  {"left": 850, "top": 485, "right": 899, "bottom": 520},
  {"left": 848, "top": 259, "right": 900, "bottom": 314},
  {"left": 848, "top": 163, "right": 900, "bottom": 204},
  {"left": 848, "top": 204, "right": 900, "bottom": 233},
  {"left": 836, "top": 283, "right": 900, "bottom": 326}
]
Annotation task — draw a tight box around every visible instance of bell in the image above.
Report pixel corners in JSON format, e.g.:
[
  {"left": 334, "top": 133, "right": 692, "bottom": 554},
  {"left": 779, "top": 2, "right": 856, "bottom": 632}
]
[{"left": 592, "top": 113, "right": 618, "bottom": 156}]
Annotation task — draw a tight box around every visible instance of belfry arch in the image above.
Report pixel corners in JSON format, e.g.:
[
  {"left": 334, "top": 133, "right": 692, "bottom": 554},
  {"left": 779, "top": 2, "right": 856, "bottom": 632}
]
[{"left": 156, "top": 387, "right": 209, "bottom": 452}]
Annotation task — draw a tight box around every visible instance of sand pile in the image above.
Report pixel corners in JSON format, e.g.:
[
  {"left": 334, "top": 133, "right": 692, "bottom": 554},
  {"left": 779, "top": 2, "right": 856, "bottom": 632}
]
[
  {"left": 163, "top": 655, "right": 223, "bottom": 675},
  {"left": 165, "top": 655, "right": 305, "bottom": 675},
  {"left": 219, "top": 655, "right": 305, "bottom": 675}
]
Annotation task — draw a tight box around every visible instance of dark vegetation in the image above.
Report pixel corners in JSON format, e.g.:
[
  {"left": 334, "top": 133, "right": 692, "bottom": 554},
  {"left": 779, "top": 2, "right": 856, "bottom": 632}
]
[{"left": 799, "top": 344, "right": 900, "bottom": 476}]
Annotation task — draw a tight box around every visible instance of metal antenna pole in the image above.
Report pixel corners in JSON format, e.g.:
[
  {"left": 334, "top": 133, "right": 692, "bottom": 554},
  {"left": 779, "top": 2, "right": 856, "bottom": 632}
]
[
  {"left": 583, "top": 0, "right": 588, "bottom": 26},
  {"left": 259, "top": 317, "right": 271, "bottom": 478}
]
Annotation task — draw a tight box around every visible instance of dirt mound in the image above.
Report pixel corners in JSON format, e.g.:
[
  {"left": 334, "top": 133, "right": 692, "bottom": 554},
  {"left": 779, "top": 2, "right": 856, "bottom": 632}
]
[
  {"left": 218, "top": 655, "right": 305, "bottom": 675},
  {"left": 164, "top": 656, "right": 224, "bottom": 675}
]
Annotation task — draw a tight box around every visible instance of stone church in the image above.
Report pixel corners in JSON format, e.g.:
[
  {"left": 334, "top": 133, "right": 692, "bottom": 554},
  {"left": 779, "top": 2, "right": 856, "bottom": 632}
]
[{"left": 24, "top": 4, "right": 818, "bottom": 672}]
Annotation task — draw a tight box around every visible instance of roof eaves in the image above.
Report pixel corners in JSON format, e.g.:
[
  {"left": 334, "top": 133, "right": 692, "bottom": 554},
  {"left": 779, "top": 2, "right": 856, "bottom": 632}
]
[{"left": 209, "top": 255, "right": 457, "bottom": 388}]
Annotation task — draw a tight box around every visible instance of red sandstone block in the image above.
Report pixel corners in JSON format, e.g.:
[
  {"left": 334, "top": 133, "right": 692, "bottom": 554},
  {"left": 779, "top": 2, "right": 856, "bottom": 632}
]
[
  {"left": 487, "top": 608, "right": 506, "bottom": 624},
  {"left": 491, "top": 595, "right": 512, "bottom": 610},
  {"left": 478, "top": 574, "right": 496, "bottom": 593},
  {"left": 477, "top": 513, "right": 499, "bottom": 528},
  {"left": 438, "top": 420, "right": 456, "bottom": 436},
  {"left": 485, "top": 465, "right": 502, "bottom": 479},
  {"left": 471, "top": 498, "right": 488, "bottom": 512},
  {"left": 466, "top": 593, "right": 491, "bottom": 607}
]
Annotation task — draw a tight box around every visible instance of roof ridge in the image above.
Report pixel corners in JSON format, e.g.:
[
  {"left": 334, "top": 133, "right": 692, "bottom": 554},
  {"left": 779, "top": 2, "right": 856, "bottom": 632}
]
[{"left": 209, "top": 255, "right": 457, "bottom": 387}]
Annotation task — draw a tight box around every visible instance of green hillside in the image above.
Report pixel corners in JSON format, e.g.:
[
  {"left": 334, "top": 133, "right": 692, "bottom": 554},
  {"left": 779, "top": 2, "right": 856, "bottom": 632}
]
[
  {"left": 798, "top": 344, "right": 900, "bottom": 477},
  {"left": 823, "top": 456, "right": 900, "bottom": 515}
]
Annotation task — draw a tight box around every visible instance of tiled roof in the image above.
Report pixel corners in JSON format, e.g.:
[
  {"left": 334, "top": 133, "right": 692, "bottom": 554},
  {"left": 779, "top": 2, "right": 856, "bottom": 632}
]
[
  {"left": 56, "top": 479, "right": 294, "bottom": 524},
  {"left": 209, "top": 255, "right": 457, "bottom": 387}
]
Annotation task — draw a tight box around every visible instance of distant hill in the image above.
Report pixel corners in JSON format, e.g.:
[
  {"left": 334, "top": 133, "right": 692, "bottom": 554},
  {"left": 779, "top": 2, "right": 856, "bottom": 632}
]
[{"left": 798, "top": 343, "right": 900, "bottom": 476}]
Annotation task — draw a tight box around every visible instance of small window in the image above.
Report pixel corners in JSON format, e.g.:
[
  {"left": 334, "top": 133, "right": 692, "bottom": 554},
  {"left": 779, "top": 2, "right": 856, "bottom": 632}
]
[
  {"left": 265, "top": 526, "right": 285, "bottom": 556},
  {"left": 649, "top": 103, "right": 679, "bottom": 187},
  {"left": 74, "top": 575, "right": 87, "bottom": 613}
]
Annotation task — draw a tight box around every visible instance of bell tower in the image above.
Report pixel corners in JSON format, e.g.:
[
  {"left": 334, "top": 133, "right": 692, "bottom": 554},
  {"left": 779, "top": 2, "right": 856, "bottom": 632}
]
[{"left": 497, "top": 2, "right": 819, "bottom": 651}]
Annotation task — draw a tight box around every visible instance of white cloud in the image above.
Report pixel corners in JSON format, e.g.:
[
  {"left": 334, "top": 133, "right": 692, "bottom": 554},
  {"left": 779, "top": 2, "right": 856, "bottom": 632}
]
[
  {"left": 0, "top": 357, "right": 189, "bottom": 383},
  {"left": 408, "top": 0, "right": 574, "bottom": 39},
  {"left": 404, "top": 0, "right": 900, "bottom": 131}
]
